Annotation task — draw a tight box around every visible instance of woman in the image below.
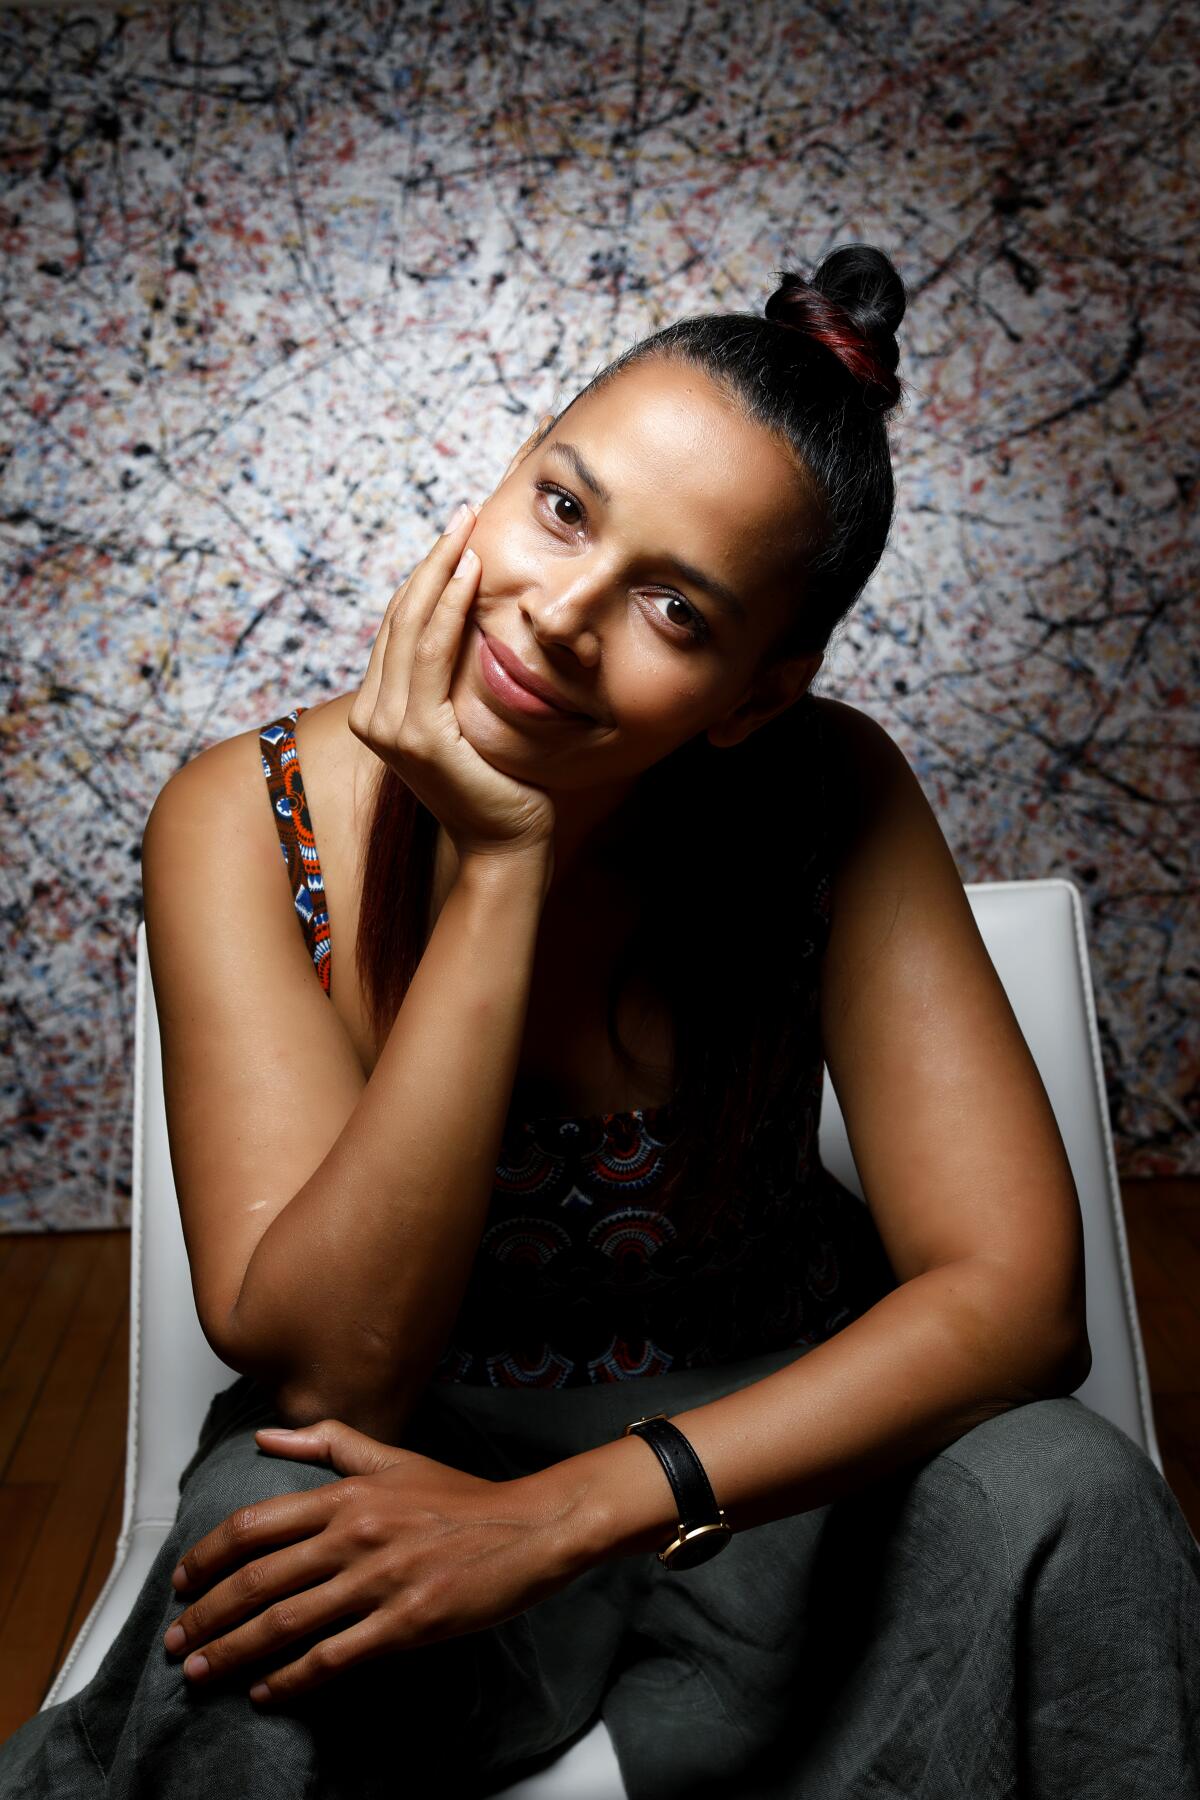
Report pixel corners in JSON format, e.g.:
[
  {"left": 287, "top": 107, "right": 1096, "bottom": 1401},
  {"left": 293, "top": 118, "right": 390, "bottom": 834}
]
[{"left": 3, "top": 245, "right": 1197, "bottom": 1799}]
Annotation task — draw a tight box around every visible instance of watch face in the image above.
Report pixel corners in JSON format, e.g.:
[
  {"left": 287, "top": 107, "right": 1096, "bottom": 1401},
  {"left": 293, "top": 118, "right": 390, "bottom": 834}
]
[{"left": 665, "top": 1525, "right": 732, "bottom": 1571}]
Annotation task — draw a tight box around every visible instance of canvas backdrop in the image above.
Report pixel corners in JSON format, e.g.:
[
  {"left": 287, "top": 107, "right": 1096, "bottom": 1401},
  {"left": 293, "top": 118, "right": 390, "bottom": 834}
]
[{"left": 1, "top": 0, "right": 1195, "bottom": 1229}]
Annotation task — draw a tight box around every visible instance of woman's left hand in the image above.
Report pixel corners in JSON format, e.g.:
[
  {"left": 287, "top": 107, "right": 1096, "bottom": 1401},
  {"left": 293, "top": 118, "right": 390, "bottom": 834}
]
[{"left": 162, "top": 1419, "right": 583, "bottom": 1705}]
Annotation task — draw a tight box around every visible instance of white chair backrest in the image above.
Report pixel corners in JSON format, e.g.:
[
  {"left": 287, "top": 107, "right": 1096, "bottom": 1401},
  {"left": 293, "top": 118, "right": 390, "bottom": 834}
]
[
  {"left": 126, "top": 928, "right": 234, "bottom": 1533},
  {"left": 127, "top": 877, "right": 1159, "bottom": 1542}
]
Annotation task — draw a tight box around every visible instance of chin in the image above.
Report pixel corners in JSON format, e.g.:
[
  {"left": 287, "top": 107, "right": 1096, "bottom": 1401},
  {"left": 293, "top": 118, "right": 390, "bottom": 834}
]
[{"left": 453, "top": 684, "right": 537, "bottom": 764}]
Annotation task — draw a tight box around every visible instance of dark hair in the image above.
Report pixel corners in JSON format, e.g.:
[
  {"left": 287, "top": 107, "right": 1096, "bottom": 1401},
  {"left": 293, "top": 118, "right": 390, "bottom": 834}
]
[{"left": 355, "top": 243, "right": 907, "bottom": 1256}]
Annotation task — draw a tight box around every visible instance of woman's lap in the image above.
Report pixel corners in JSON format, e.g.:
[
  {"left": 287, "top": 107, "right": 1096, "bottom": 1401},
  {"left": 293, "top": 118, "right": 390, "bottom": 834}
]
[{"left": 1, "top": 1353, "right": 1197, "bottom": 1799}]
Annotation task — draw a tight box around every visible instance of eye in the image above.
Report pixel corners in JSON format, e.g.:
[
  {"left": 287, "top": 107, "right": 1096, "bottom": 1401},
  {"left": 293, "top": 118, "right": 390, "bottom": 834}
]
[
  {"left": 533, "top": 480, "right": 711, "bottom": 644},
  {"left": 534, "top": 480, "right": 586, "bottom": 531},
  {"left": 646, "top": 592, "right": 710, "bottom": 642}
]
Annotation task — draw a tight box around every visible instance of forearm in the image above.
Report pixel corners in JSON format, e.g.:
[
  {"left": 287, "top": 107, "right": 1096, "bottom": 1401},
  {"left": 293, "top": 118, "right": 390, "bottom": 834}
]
[
  {"left": 532, "top": 1260, "right": 1092, "bottom": 1573},
  {"left": 228, "top": 846, "right": 552, "bottom": 1435}
]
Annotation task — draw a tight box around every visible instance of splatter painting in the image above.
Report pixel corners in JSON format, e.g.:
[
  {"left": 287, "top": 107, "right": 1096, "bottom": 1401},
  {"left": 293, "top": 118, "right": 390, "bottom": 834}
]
[{"left": 1, "top": 0, "right": 1195, "bottom": 1228}]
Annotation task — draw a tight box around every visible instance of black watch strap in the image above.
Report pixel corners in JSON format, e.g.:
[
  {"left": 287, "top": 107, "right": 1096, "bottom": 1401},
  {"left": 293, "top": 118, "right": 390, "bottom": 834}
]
[{"left": 623, "top": 1414, "right": 732, "bottom": 1570}]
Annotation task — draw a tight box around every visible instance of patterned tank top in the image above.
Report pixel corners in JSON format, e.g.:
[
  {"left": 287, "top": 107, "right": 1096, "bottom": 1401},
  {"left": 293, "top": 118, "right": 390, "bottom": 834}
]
[{"left": 259, "top": 707, "right": 897, "bottom": 1388}]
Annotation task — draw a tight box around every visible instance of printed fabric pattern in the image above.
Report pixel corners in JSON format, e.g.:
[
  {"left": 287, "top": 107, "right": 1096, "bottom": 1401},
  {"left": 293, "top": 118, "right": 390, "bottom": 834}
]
[
  {"left": 259, "top": 708, "right": 332, "bottom": 996},
  {"left": 258, "top": 705, "right": 897, "bottom": 1389}
]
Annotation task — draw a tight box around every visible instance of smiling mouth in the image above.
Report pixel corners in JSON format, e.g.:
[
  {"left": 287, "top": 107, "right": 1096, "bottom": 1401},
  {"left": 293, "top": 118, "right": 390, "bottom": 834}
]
[{"left": 475, "top": 626, "right": 592, "bottom": 722}]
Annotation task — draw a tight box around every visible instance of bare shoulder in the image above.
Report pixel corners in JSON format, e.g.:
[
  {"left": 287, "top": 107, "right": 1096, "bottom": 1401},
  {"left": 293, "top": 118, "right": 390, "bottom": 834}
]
[
  {"left": 810, "top": 693, "right": 935, "bottom": 842},
  {"left": 807, "top": 691, "right": 981, "bottom": 1026},
  {"left": 140, "top": 715, "right": 284, "bottom": 933},
  {"left": 141, "top": 692, "right": 368, "bottom": 926},
  {"left": 806, "top": 694, "right": 962, "bottom": 922},
  {"left": 808, "top": 691, "right": 897, "bottom": 762}
]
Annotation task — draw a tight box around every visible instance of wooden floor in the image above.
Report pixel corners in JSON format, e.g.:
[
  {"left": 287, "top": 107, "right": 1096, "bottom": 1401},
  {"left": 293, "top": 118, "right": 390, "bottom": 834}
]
[{"left": 1, "top": 1176, "right": 1197, "bottom": 1747}]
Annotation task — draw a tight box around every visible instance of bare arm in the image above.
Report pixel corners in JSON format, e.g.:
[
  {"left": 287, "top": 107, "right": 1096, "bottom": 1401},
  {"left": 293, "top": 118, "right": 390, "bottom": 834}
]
[
  {"left": 527, "top": 1253, "right": 1091, "bottom": 1576},
  {"left": 141, "top": 707, "right": 555, "bottom": 1449},
  {"left": 143, "top": 507, "right": 566, "bottom": 1443},
  {"left": 228, "top": 845, "right": 552, "bottom": 1438}
]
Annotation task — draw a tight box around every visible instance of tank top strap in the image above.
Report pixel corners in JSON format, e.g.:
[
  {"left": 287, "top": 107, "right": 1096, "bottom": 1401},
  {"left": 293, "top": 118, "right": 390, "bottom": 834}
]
[{"left": 259, "top": 707, "right": 332, "bottom": 997}]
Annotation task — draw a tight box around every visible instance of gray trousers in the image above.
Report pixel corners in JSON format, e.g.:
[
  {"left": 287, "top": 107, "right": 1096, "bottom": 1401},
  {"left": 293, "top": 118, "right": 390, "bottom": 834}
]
[{"left": 2, "top": 1341, "right": 1198, "bottom": 1798}]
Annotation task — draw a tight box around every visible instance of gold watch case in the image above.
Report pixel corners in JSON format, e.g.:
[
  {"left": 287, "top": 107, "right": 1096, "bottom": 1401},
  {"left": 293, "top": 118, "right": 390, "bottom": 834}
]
[{"left": 658, "top": 1513, "right": 732, "bottom": 1570}]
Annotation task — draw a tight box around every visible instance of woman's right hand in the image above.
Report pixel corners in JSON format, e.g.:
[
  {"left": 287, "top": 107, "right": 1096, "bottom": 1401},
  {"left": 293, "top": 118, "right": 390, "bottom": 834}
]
[{"left": 348, "top": 502, "right": 558, "bottom": 865}]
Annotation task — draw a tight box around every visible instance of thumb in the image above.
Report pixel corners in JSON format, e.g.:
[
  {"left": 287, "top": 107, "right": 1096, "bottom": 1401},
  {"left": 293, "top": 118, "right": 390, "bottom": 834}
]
[{"left": 255, "top": 1419, "right": 400, "bottom": 1475}]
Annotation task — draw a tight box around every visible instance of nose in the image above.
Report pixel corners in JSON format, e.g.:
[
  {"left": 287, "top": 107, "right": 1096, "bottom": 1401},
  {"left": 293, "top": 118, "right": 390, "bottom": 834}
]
[{"left": 520, "top": 572, "right": 606, "bottom": 668}]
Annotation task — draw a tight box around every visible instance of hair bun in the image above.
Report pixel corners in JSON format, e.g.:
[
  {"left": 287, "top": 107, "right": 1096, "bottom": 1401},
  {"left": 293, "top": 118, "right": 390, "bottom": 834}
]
[{"left": 765, "top": 243, "right": 907, "bottom": 411}]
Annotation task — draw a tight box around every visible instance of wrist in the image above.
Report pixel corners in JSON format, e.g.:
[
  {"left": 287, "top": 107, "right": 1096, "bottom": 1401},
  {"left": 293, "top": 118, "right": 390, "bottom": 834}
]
[
  {"left": 456, "top": 839, "right": 554, "bottom": 901},
  {"left": 517, "top": 1433, "right": 683, "bottom": 1578}
]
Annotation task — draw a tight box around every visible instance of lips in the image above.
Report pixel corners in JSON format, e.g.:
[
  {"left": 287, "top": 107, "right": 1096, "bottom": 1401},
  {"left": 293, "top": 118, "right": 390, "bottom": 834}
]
[{"left": 480, "top": 631, "right": 591, "bottom": 717}]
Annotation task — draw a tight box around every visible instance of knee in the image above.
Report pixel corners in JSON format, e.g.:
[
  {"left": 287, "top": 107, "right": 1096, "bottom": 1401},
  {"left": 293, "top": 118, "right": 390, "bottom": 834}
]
[
  {"left": 942, "top": 1395, "right": 1172, "bottom": 1547},
  {"left": 176, "top": 1427, "right": 342, "bottom": 1546}
]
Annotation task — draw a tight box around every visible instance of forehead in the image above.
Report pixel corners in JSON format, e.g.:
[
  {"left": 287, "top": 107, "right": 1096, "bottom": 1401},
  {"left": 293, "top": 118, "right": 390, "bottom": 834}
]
[{"left": 553, "top": 357, "right": 811, "bottom": 571}]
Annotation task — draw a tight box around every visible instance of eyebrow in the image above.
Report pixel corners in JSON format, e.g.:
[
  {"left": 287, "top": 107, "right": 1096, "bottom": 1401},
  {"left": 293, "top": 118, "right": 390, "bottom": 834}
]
[{"left": 545, "top": 439, "right": 749, "bottom": 623}]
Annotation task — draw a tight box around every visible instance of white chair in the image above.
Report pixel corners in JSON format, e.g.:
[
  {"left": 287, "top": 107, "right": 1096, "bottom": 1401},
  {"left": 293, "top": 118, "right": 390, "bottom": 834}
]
[{"left": 40, "top": 880, "right": 1165, "bottom": 1800}]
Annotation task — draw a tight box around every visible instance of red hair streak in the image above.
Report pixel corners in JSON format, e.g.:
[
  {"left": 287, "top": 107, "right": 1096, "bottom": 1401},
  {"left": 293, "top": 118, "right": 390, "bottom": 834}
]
[
  {"left": 770, "top": 287, "right": 901, "bottom": 407},
  {"left": 808, "top": 320, "right": 900, "bottom": 405}
]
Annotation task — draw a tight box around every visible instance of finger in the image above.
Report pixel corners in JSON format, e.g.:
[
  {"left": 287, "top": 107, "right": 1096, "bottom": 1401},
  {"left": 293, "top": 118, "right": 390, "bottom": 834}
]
[
  {"left": 166, "top": 1531, "right": 339, "bottom": 1663},
  {"left": 351, "top": 573, "right": 412, "bottom": 726},
  {"left": 255, "top": 1420, "right": 401, "bottom": 1477},
  {"left": 360, "top": 504, "right": 477, "bottom": 730},
  {"left": 175, "top": 1571, "right": 357, "bottom": 1690},
  {"left": 383, "top": 525, "right": 482, "bottom": 723},
  {"left": 403, "top": 542, "right": 481, "bottom": 714},
  {"left": 249, "top": 1613, "right": 394, "bottom": 1705},
  {"left": 172, "top": 1487, "right": 333, "bottom": 1596},
  {"left": 393, "top": 502, "right": 478, "bottom": 649},
  {"left": 351, "top": 499, "right": 474, "bottom": 730}
]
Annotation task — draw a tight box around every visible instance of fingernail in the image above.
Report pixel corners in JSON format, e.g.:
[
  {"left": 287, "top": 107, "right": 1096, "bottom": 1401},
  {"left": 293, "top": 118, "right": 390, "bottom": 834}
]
[
  {"left": 171, "top": 1564, "right": 187, "bottom": 1589},
  {"left": 257, "top": 1427, "right": 295, "bottom": 1436},
  {"left": 443, "top": 500, "right": 472, "bottom": 534},
  {"left": 164, "top": 1623, "right": 186, "bottom": 1652},
  {"left": 454, "top": 547, "right": 478, "bottom": 577},
  {"left": 184, "top": 1653, "right": 209, "bottom": 1680},
  {"left": 249, "top": 1681, "right": 271, "bottom": 1702}
]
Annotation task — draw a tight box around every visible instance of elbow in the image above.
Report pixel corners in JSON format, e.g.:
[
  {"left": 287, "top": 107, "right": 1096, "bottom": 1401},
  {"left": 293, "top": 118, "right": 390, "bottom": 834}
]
[
  {"left": 217, "top": 1296, "right": 435, "bottom": 1439},
  {"left": 273, "top": 1388, "right": 428, "bottom": 1442},
  {"left": 1003, "top": 1313, "right": 1094, "bottom": 1404},
  {"left": 271, "top": 1367, "right": 434, "bottom": 1441},
  {"left": 1032, "top": 1267, "right": 1093, "bottom": 1395},
  {"left": 978, "top": 1242, "right": 1094, "bottom": 1401},
  {"left": 1045, "top": 1323, "right": 1093, "bottom": 1397},
  {"left": 271, "top": 1385, "right": 342, "bottom": 1430},
  {"left": 953, "top": 1262, "right": 1094, "bottom": 1405}
]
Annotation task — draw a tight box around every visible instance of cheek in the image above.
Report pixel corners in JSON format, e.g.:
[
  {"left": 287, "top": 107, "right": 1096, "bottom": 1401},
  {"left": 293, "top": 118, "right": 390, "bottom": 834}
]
[
  {"left": 482, "top": 515, "right": 544, "bottom": 579},
  {"left": 611, "top": 673, "right": 713, "bottom": 745}
]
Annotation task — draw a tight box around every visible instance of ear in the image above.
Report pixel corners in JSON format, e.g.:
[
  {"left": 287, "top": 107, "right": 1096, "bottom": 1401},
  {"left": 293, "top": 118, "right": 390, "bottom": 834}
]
[
  {"left": 498, "top": 411, "right": 556, "bottom": 489},
  {"left": 705, "top": 652, "right": 823, "bottom": 750}
]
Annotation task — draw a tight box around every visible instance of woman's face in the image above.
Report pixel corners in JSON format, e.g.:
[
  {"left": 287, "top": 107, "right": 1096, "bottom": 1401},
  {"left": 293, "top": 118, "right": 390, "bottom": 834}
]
[{"left": 448, "top": 357, "right": 824, "bottom": 795}]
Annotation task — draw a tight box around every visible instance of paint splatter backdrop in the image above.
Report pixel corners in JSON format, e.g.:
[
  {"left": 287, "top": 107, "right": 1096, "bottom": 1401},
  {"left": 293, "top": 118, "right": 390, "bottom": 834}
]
[{"left": 2, "top": 0, "right": 1195, "bottom": 1228}]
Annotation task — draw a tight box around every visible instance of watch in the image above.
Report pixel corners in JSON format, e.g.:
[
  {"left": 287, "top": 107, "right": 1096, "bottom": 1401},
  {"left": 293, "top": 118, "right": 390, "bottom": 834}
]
[{"left": 623, "top": 1413, "right": 733, "bottom": 1570}]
